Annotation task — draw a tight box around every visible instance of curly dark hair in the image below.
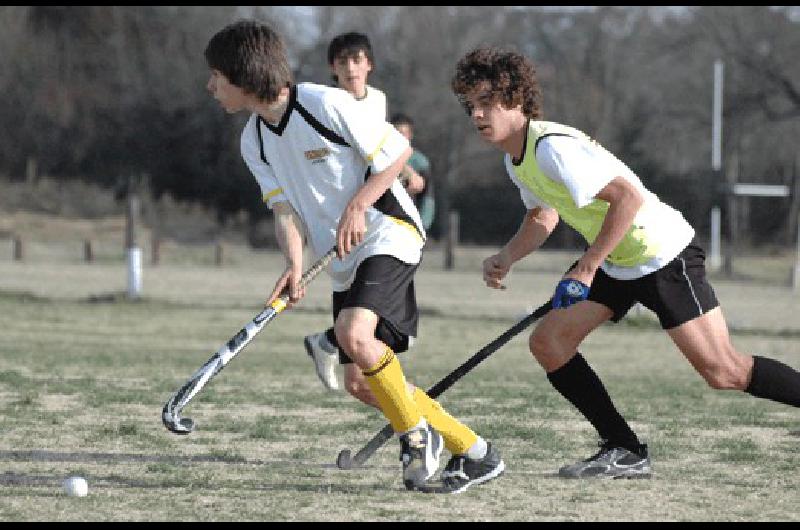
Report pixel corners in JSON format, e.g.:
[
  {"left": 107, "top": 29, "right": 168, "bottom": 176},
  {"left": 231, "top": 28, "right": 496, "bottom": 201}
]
[
  {"left": 451, "top": 47, "right": 543, "bottom": 119},
  {"left": 204, "top": 20, "right": 293, "bottom": 103}
]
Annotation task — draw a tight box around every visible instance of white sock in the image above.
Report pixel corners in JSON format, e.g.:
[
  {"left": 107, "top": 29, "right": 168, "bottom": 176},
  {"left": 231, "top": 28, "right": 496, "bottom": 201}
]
[{"left": 465, "top": 436, "right": 488, "bottom": 460}]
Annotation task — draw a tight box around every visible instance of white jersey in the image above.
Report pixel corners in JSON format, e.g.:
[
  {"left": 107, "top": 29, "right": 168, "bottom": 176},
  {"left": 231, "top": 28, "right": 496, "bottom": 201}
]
[
  {"left": 353, "top": 84, "right": 387, "bottom": 120},
  {"left": 506, "top": 134, "right": 694, "bottom": 280},
  {"left": 240, "top": 82, "right": 424, "bottom": 291}
]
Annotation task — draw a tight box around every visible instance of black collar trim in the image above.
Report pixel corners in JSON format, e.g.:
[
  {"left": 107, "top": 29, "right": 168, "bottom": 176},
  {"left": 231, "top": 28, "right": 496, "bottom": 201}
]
[
  {"left": 511, "top": 119, "right": 531, "bottom": 166},
  {"left": 259, "top": 84, "right": 297, "bottom": 136}
]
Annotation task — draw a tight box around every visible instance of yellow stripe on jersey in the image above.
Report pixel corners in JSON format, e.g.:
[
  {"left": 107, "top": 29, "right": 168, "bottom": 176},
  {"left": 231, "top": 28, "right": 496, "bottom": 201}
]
[
  {"left": 262, "top": 188, "right": 284, "bottom": 203},
  {"left": 366, "top": 127, "right": 392, "bottom": 162},
  {"left": 388, "top": 216, "right": 424, "bottom": 243}
]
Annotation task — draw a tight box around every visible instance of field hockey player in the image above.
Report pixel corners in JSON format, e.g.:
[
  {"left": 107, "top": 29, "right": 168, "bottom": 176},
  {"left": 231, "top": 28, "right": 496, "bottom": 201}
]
[{"left": 204, "top": 20, "right": 504, "bottom": 493}]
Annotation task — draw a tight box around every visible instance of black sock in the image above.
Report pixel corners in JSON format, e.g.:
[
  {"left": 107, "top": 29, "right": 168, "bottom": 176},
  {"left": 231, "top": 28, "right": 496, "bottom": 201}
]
[
  {"left": 745, "top": 356, "right": 800, "bottom": 407},
  {"left": 547, "top": 353, "right": 641, "bottom": 452},
  {"left": 324, "top": 327, "right": 339, "bottom": 349}
]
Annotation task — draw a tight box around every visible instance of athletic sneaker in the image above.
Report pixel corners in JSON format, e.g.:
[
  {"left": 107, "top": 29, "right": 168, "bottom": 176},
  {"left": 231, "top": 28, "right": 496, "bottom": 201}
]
[
  {"left": 558, "top": 441, "right": 651, "bottom": 479},
  {"left": 399, "top": 423, "right": 444, "bottom": 490},
  {"left": 303, "top": 332, "right": 339, "bottom": 390},
  {"left": 419, "top": 442, "right": 505, "bottom": 494}
]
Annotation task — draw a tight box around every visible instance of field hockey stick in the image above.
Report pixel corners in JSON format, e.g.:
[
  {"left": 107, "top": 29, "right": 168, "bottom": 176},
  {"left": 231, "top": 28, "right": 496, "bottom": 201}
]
[
  {"left": 162, "top": 246, "right": 337, "bottom": 435},
  {"left": 335, "top": 298, "right": 552, "bottom": 469}
]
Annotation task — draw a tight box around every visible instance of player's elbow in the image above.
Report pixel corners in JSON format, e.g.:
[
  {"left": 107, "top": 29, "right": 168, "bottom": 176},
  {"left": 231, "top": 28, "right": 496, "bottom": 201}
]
[
  {"left": 617, "top": 180, "right": 644, "bottom": 212},
  {"left": 529, "top": 207, "right": 559, "bottom": 233}
]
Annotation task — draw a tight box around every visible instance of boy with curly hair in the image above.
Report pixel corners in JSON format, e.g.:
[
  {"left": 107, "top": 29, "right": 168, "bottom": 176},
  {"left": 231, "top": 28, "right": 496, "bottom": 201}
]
[{"left": 451, "top": 46, "right": 800, "bottom": 478}]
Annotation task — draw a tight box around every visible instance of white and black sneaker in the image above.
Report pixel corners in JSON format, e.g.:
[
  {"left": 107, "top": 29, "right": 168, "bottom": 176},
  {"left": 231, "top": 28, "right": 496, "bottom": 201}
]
[
  {"left": 399, "top": 423, "right": 444, "bottom": 490},
  {"left": 420, "top": 443, "right": 505, "bottom": 494},
  {"left": 558, "top": 441, "right": 651, "bottom": 479},
  {"left": 303, "top": 332, "right": 339, "bottom": 391}
]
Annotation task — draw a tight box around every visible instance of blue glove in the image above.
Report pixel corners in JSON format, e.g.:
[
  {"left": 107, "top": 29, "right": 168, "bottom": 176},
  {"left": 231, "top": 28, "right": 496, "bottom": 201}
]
[{"left": 553, "top": 279, "right": 590, "bottom": 309}]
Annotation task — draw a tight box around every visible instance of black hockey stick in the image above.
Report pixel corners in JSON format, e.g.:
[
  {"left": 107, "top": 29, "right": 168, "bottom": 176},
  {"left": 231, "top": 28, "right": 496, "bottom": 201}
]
[
  {"left": 335, "top": 299, "right": 552, "bottom": 469},
  {"left": 162, "top": 247, "right": 337, "bottom": 435}
]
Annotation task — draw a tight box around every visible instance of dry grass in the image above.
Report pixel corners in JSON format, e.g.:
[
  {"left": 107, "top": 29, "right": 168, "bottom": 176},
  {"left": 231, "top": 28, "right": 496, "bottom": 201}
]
[{"left": 0, "top": 210, "right": 799, "bottom": 521}]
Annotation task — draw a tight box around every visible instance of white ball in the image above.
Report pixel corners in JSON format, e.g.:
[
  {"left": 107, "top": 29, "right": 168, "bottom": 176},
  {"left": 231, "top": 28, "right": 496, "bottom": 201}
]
[{"left": 63, "top": 476, "right": 89, "bottom": 497}]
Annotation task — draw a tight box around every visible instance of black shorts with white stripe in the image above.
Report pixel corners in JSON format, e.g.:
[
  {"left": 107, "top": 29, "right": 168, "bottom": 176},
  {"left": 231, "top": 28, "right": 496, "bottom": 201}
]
[
  {"left": 585, "top": 242, "right": 720, "bottom": 330},
  {"left": 332, "top": 254, "right": 419, "bottom": 363}
]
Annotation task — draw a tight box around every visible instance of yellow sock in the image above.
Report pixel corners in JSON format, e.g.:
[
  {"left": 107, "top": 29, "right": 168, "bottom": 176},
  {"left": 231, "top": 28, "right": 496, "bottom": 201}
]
[
  {"left": 412, "top": 387, "right": 478, "bottom": 455},
  {"left": 363, "top": 347, "right": 421, "bottom": 433}
]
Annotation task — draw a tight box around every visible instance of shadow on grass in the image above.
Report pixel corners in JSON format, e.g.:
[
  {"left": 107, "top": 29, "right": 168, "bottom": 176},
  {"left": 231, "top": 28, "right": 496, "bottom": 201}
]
[
  {"left": 0, "top": 470, "right": 388, "bottom": 494},
  {"left": 0, "top": 450, "right": 249, "bottom": 465},
  {"left": 0, "top": 450, "right": 397, "bottom": 490},
  {"left": 1, "top": 467, "right": 396, "bottom": 495}
]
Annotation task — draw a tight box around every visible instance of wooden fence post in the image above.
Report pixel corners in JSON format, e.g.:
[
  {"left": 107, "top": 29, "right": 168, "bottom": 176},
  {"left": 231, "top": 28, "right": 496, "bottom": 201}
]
[
  {"left": 215, "top": 241, "right": 224, "bottom": 267},
  {"left": 12, "top": 236, "right": 23, "bottom": 261},
  {"left": 445, "top": 210, "right": 459, "bottom": 270},
  {"left": 151, "top": 237, "right": 161, "bottom": 266},
  {"left": 84, "top": 239, "right": 93, "bottom": 263}
]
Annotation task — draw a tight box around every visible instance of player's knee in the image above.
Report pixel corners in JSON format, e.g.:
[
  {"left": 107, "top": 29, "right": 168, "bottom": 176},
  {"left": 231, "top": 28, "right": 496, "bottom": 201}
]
[
  {"left": 333, "top": 325, "right": 368, "bottom": 356},
  {"left": 529, "top": 329, "right": 568, "bottom": 361},
  {"left": 344, "top": 378, "right": 366, "bottom": 398},
  {"left": 702, "top": 372, "right": 734, "bottom": 390},
  {"left": 701, "top": 363, "right": 749, "bottom": 390},
  {"left": 344, "top": 379, "right": 377, "bottom": 406}
]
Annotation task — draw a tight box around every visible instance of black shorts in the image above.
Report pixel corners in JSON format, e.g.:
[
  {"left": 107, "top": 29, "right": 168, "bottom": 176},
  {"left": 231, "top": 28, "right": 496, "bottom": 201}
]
[
  {"left": 583, "top": 243, "right": 719, "bottom": 330},
  {"left": 332, "top": 255, "right": 419, "bottom": 364}
]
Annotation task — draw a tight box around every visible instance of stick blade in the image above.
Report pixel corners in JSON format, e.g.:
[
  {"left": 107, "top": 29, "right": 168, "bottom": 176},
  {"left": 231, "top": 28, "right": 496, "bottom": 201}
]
[
  {"left": 162, "top": 409, "right": 195, "bottom": 435},
  {"left": 336, "top": 449, "right": 352, "bottom": 470}
]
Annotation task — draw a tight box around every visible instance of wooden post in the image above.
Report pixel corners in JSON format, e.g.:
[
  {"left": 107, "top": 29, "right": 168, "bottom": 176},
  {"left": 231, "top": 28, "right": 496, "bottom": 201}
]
[
  {"left": 83, "top": 239, "right": 93, "bottom": 263},
  {"left": 12, "top": 236, "right": 23, "bottom": 261},
  {"left": 723, "top": 151, "right": 738, "bottom": 277},
  {"left": 792, "top": 157, "right": 800, "bottom": 289},
  {"left": 793, "top": 213, "right": 800, "bottom": 290},
  {"left": 25, "top": 157, "right": 38, "bottom": 184},
  {"left": 215, "top": 241, "right": 224, "bottom": 267},
  {"left": 709, "top": 206, "right": 722, "bottom": 272},
  {"left": 445, "top": 210, "right": 459, "bottom": 270},
  {"left": 151, "top": 237, "right": 161, "bottom": 266},
  {"left": 150, "top": 195, "right": 162, "bottom": 266},
  {"left": 787, "top": 156, "right": 800, "bottom": 248}
]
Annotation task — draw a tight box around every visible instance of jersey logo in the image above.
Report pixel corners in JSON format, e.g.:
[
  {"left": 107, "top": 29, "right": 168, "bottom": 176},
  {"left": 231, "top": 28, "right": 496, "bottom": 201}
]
[{"left": 304, "top": 147, "right": 332, "bottom": 164}]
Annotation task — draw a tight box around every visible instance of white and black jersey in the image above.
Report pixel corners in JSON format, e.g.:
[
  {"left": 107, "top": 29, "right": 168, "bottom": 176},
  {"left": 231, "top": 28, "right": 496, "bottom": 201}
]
[
  {"left": 240, "top": 82, "right": 424, "bottom": 291},
  {"left": 354, "top": 84, "right": 387, "bottom": 120}
]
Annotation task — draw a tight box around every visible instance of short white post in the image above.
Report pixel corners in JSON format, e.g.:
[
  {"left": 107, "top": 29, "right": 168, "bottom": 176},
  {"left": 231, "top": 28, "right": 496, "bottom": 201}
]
[
  {"left": 126, "top": 179, "right": 142, "bottom": 299},
  {"left": 127, "top": 247, "right": 142, "bottom": 299}
]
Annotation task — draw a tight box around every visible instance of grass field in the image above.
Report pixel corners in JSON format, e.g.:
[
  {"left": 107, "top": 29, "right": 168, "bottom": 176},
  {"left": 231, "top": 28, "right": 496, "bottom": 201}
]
[{"left": 0, "top": 234, "right": 798, "bottom": 521}]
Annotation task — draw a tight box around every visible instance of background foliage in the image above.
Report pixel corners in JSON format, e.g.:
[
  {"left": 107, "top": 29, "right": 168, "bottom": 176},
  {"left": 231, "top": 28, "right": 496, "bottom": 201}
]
[{"left": 1, "top": 6, "right": 798, "bottom": 245}]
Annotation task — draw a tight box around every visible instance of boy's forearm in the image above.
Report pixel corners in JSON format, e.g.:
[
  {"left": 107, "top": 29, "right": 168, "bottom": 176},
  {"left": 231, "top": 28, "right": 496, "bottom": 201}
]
[
  {"left": 582, "top": 180, "right": 644, "bottom": 271},
  {"left": 346, "top": 147, "right": 413, "bottom": 213},
  {"left": 272, "top": 202, "right": 305, "bottom": 268},
  {"left": 400, "top": 164, "right": 425, "bottom": 194},
  {"left": 502, "top": 207, "right": 558, "bottom": 264}
]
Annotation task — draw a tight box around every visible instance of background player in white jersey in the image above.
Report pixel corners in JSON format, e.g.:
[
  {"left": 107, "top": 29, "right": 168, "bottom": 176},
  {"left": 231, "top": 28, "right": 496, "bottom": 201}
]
[
  {"left": 304, "top": 31, "right": 427, "bottom": 392},
  {"left": 204, "top": 20, "right": 504, "bottom": 493},
  {"left": 451, "top": 46, "right": 800, "bottom": 479}
]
